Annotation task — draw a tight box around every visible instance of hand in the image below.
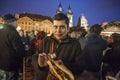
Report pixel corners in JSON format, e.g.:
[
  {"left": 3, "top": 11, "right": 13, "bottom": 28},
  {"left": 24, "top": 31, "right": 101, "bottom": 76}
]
[
  {"left": 106, "top": 76, "right": 117, "bottom": 80},
  {"left": 38, "top": 53, "right": 48, "bottom": 67},
  {"left": 56, "top": 59, "right": 63, "bottom": 65}
]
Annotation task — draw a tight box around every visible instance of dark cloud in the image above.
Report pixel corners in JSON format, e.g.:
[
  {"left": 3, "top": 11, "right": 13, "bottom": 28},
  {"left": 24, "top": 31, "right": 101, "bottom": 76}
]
[{"left": 95, "top": 0, "right": 120, "bottom": 12}]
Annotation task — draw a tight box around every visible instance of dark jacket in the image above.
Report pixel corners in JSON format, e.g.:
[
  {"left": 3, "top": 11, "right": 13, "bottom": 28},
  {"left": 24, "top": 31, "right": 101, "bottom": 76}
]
[
  {"left": 103, "top": 43, "right": 120, "bottom": 74},
  {"left": 0, "top": 24, "right": 25, "bottom": 71},
  {"left": 38, "top": 35, "right": 82, "bottom": 80},
  {"left": 81, "top": 33, "right": 107, "bottom": 72}
]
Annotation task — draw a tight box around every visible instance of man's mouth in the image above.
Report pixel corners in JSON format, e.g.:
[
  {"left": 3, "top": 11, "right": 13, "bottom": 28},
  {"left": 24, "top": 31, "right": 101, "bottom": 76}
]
[{"left": 56, "top": 34, "right": 62, "bottom": 37}]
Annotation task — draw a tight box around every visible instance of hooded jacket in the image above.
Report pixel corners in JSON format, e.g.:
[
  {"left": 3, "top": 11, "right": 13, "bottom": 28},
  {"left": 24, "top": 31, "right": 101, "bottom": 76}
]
[{"left": 81, "top": 33, "right": 107, "bottom": 72}]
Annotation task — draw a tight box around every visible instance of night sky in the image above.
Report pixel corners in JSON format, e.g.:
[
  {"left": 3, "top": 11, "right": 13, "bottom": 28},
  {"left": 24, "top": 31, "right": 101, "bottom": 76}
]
[{"left": 0, "top": 0, "right": 120, "bottom": 26}]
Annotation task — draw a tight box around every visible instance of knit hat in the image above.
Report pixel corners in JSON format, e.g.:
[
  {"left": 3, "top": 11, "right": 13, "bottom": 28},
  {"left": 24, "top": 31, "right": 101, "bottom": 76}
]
[{"left": 2, "top": 14, "right": 17, "bottom": 23}]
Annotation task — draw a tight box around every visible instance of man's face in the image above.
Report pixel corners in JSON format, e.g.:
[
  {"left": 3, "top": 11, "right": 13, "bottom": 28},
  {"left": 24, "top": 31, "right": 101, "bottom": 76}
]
[
  {"left": 52, "top": 20, "right": 69, "bottom": 40},
  {"left": 107, "top": 36, "right": 114, "bottom": 43}
]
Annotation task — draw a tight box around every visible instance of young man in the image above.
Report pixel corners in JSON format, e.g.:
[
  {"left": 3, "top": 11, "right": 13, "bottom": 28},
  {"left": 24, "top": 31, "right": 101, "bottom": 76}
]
[
  {"left": 0, "top": 14, "right": 25, "bottom": 80},
  {"left": 38, "top": 13, "right": 82, "bottom": 80}
]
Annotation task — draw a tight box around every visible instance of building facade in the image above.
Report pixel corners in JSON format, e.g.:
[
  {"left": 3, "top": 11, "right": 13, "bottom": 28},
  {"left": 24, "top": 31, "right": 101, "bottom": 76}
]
[
  {"left": 79, "top": 14, "right": 88, "bottom": 29},
  {"left": 15, "top": 13, "right": 53, "bottom": 34},
  {"left": 0, "top": 16, "right": 4, "bottom": 23},
  {"left": 101, "top": 21, "right": 120, "bottom": 36}
]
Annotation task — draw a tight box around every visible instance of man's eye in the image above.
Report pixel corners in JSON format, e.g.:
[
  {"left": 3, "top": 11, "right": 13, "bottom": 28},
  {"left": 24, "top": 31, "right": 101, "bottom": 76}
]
[
  {"left": 53, "top": 26, "right": 58, "bottom": 28},
  {"left": 60, "top": 26, "right": 65, "bottom": 29},
  {"left": 53, "top": 25, "right": 66, "bottom": 29}
]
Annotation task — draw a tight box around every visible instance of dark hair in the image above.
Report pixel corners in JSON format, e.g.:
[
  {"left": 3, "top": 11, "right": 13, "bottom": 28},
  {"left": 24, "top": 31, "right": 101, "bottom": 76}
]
[
  {"left": 90, "top": 24, "right": 103, "bottom": 35},
  {"left": 111, "top": 33, "right": 120, "bottom": 54},
  {"left": 53, "top": 13, "right": 69, "bottom": 27},
  {"left": 2, "top": 14, "right": 17, "bottom": 23},
  {"left": 111, "top": 33, "right": 120, "bottom": 43}
]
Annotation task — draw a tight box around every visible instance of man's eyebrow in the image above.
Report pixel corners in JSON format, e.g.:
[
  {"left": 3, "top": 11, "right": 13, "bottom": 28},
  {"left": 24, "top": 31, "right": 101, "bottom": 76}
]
[{"left": 60, "top": 25, "right": 66, "bottom": 27}]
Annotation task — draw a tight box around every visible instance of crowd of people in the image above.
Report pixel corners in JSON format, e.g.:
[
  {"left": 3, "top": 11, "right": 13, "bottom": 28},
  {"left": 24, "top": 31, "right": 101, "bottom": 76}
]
[{"left": 0, "top": 13, "right": 120, "bottom": 80}]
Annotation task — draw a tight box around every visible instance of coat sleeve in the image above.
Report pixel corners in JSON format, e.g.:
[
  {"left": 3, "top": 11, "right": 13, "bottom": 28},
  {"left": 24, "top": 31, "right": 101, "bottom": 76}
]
[
  {"left": 64, "top": 39, "right": 83, "bottom": 75},
  {"left": 9, "top": 30, "right": 25, "bottom": 59}
]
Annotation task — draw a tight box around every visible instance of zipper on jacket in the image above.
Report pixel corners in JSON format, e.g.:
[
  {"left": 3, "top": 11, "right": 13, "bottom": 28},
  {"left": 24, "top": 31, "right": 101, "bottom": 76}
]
[{"left": 57, "top": 45, "right": 59, "bottom": 48}]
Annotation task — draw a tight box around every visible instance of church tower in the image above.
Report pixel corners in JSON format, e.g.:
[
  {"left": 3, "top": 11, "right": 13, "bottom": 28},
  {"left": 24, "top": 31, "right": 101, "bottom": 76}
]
[
  {"left": 80, "top": 14, "right": 88, "bottom": 29},
  {"left": 67, "top": 4, "right": 73, "bottom": 27},
  {"left": 56, "top": 3, "right": 73, "bottom": 27},
  {"left": 56, "top": 2, "right": 63, "bottom": 13}
]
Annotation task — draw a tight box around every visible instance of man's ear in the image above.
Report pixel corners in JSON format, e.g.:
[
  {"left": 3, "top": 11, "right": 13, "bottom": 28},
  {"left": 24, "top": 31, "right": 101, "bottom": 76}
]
[{"left": 51, "top": 27, "right": 54, "bottom": 34}]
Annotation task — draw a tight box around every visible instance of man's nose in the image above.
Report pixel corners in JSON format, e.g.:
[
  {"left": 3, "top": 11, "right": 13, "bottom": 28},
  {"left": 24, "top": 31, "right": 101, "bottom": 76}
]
[{"left": 56, "top": 27, "right": 61, "bottom": 32}]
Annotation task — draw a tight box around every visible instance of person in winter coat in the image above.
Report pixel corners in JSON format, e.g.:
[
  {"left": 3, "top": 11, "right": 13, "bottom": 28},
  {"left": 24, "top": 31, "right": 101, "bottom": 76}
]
[
  {"left": 0, "top": 14, "right": 25, "bottom": 80},
  {"left": 38, "top": 13, "right": 82, "bottom": 80},
  {"left": 79, "top": 24, "right": 107, "bottom": 80},
  {"left": 102, "top": 33, "right": 120, "bottom": 79}
]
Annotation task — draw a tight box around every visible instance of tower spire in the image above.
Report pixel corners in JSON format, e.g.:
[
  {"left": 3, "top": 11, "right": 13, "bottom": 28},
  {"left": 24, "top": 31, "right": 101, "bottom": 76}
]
[
  {"left": 56, "top": 2, "right": 63, "bottom": 14},
  {"left": 59, "top": 1, "right": 62, "bottom": 8},
  {"left": 67, "top": 4, "right": 73, "bottom": 14},
  {"left": 67, "top": 4, "right": 73, "bottom": 27}
]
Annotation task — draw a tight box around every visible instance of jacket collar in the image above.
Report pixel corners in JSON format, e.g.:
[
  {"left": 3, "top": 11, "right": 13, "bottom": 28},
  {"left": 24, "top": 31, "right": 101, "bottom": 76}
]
[{"left": 50, "top": 34, "right": 70, "bottom": 43}]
